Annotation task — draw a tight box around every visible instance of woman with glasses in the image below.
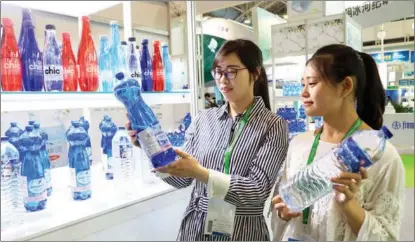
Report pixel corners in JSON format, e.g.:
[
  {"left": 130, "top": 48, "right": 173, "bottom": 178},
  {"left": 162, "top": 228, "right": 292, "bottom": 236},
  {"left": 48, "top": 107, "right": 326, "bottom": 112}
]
[{"left": 126, "top": 39, "right": 289, "bottom": 240}]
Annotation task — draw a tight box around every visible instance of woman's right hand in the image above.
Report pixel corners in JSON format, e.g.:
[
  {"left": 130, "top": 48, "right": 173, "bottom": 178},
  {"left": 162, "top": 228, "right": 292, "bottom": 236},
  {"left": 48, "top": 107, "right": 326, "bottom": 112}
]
[
  {"left": 271, "top": 195, "right": 302, "bottom": 222},
  {"left": 125, "top": 113, "right": 140, "bottom": 147}
]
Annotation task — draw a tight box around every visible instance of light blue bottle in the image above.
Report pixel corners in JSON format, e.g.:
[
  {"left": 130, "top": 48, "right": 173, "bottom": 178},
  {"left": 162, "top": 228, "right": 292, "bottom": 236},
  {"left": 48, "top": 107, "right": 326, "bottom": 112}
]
[
  {"left": 279, "top": 126, "right": 393, "bottom": 212},
  {"left": 19, "top": 125, "right": 47, "bottom": 212},
  {"left": 43, "top": 24, "right": 63, "bottom": 91},
  {"left": 127, "top": 37, "right": 142, "bottom": 86},
  {"left": 66, "top": 121, "right": 91, "bottom": 200},
  {"left": 162, "top": 43, "right": 173, "bottom": 92},
  {"left": 98, "top": 35, "right": 112, "bottom": 92},
  {"left": 79, "top": 116, "right": 92, "bottom": 166},
  {"left": 109, "top": 21, "right": 121, "bottom": 88},
  {"left": 5, "top": 122, "right": 24, "bottom": 167},
  {"left": 32, "top": 122, "right": 52, "bottom": 196}
]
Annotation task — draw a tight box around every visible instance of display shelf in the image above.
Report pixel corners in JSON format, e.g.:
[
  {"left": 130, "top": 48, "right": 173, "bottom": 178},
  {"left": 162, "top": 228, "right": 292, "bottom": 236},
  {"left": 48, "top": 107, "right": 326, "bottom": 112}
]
[
  {"left": 0, "top": 91, "right": 191, "bottom": 112},
  {"left": 1, "top": 165, "right": 176, "bottom": 241},
  {"left": 274, "top": 95, "right": 302, "bottom": 102}
]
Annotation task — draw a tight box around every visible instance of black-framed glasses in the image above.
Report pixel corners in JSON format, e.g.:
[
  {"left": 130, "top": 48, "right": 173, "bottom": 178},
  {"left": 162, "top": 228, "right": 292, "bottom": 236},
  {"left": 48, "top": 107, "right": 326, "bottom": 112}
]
[{"left": 211, "top": 67, "right": 248, "bottom": 80}]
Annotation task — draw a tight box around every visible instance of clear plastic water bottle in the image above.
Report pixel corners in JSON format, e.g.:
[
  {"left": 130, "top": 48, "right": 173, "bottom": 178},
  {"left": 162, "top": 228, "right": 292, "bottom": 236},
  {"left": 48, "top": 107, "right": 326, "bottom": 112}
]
[
  {"left": 43, "top": 24, "right": 63, "bottom": 91},
  {"left": 112, "top": 127, "right": 134, "bottom": 188},
  {"left": 1, "top": 136, "right": 24, "bottom": 229},
  {"left": 98, "top": 35, "right": 112, "bottom": 92},
  {"left": 33, "top": 122, "right": 52, "bottom": 196},
  {"left": 19, "top": 125, "right": 47, "bottom": 212},
  {"left": 66, "top": 121, "right": 91, "bottom": 200},
  {"left": 99, "top": 116, "right": 117, "bottom": 180},
  {"left": 113, "top": 72, "right": 177, "bottom": 168},
  {"left": 162, "top": 43, "right": 173, "bottom": 92},
  {"left": 79, "top": 116, "right": 92, "bottom": 165},
  {"left": 279, "top": 126, "right": 393, "bottom": 212},
  {"left": 127, "top": 37, "right": 142, "bottom": 86}
]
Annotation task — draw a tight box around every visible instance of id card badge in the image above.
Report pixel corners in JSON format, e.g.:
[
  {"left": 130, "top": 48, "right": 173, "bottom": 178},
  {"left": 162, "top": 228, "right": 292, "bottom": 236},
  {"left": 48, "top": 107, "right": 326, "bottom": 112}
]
[{"left": 204, "top": 197, "right": 236, "bottom": 238}]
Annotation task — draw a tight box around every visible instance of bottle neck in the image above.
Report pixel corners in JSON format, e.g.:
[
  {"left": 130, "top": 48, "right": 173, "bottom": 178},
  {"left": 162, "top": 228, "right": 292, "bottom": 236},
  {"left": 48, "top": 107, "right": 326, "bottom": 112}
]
[
  {"left": 62, "top": 36, "right": 73, "bottom": 54},
  {"left": 45, "top": 30, "right": 57, "bottom": 43},
  {"left": 81, "top": 20, "right": 92, "bottom": 40},
  {"left": 23, "top": 26, "right": 37, "bottom": 43},
  {"left": 110, "top": 26, "right": 120, "bottom": 45},
  {"left": 3, "top": 26, "right": 16, "bottom": 41},
  {"left": 100, "top": 39, "right": 109, "bottom": 53},
  {"left": 128, "top": 42, "right": 136, "bottom": 55}
]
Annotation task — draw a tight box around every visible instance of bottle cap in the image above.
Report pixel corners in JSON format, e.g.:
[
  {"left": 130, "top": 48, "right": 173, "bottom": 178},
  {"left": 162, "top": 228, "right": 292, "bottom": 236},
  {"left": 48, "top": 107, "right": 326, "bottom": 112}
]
[
  {"left": 62, "top": 32, "right": 71, "bottom": 39},
  {"left": 1, "top": 18, "right": 14, "bottom": 27},
  {"left": 118, "top": 127, "right": 126, "bottom": 130},
  {"left": 45, "top": 24, "right": 56, "bottom": 30},
  {"left": 28, "top": 120, "right": 35, "bottom": 125},
  {"left": 82, "top": 16, "right": 89, "bottom": 22},
  {"left": 128, "top": 37, "right": 136, "bottom": 42},
  {"left": 110, "top": 20, "right": 118, "bottom": 25},
  {"left": 153, "top": 40, "right": 160, "bottom": 45},
  {"left": 10, "top": 122, "right": 17, "bottom": 127},
  {"left": 380, "top": 126, "right": 393, "bottom": 139},
  {"left": 71, "top": 121, "right": 80, "bottom": 127},
  {"left": 33, "top": 122, "right": 40, "bottom": 129},
  {"left": 99, "top": 35, "right": 108, "bottom": 40},
  {"left": 1, "top": 136, "right": 8, "bottom": 142},
  {"left": 25, "top": 125, "right": 33, "bottom": 131},
  {"left": 121, "top": 41, "right": 127, "bottom": 45},
  {"left": 115, "top": 72, "right": 125, "bottom": 81},
  {"left": 22, "top": 8, "right": 32, "bottom": 14},
  {"left": 142, "top": 39, "right": 149, "bottom": 44}
]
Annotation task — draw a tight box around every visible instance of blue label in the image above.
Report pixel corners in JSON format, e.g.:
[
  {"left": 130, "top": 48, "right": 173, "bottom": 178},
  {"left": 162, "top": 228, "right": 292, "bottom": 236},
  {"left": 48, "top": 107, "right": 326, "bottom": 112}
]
[
  {"left": 76, "top": 170, "right": 91, "bottom": 186},
  {"left": 370, "top": 50, "right": 410, "bottom": 63},
  {"left": 28, "top": 178, "right": 46, "bottom": 194},
  {"left": 336, "top": 138, "right": 373, "bottom": 173}
]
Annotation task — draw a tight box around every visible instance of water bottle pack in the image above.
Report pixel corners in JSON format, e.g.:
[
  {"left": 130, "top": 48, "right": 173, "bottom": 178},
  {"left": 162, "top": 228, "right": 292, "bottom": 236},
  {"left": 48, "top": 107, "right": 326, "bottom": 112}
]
[
  {"left": 279, "top": 126, "right": 393, "bottom": 212},
  {"left": 277, "top": 106, "right": 307, "bottom": 142}
]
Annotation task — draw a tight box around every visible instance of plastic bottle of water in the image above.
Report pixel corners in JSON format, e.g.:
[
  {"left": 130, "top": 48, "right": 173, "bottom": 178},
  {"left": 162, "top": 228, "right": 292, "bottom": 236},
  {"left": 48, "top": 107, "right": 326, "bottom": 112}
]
[
  {"left": 19, "top": 125, "right": 47, "bottom": 212},
  {"left": 33, "top": 122, "right": 52, "bottom": 196},
  {"left": 98, "top": 35, "right": 112, "bottom": 92},
  {"left": 5, "top": 122, "right": 24, "bottom": 151},
  {"left": 112, "top": 127, "right": 134, "bottom": 189},
  {"left": 113, "top": 72, "right": 176, "bottom": 168},
  {"left": 43, "top": 24, "right": 63, "bottom": 91},
  {"left": 99, "top": 116, "right": 117, "bottom": 180},
  {"left": 279, "top": 126, "right": 393, "bottom": 212},
  {"left": 1, "top": 136, "right": 23, "bottom": 229},
  {"left": 66, "top": 121, "right": 91, "bottom": 200},
  {"left": 79, "top": 116, "right": 92, "bottom": 165}
]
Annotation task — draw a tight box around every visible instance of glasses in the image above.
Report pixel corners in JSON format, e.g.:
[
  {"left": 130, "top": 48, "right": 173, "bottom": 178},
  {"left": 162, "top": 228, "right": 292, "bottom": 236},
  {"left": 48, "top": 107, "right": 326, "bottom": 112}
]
[{"left": 211, "top": 67, "right": 248, "bottom": 80}]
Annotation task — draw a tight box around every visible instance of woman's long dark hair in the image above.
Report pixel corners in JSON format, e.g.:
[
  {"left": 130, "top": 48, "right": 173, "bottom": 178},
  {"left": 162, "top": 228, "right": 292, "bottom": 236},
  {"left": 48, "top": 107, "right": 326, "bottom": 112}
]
[
  {"left": 213, "top": 39, "right": 271, "bottom": 110},
  {"left": 307, "top": 44, "right": 385, "bottom": 130}
]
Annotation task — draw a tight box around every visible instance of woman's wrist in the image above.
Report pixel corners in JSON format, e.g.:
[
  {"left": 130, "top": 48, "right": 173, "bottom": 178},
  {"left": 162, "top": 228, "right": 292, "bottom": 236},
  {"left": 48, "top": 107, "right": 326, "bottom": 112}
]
[{"left": 193, "top": 165, "right": 209, "bottom": 183}]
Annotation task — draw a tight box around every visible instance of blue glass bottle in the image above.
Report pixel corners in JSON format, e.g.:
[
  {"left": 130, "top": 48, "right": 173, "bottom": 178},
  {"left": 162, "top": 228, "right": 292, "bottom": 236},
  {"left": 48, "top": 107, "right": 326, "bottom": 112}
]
[
  {"left": 127, "top": 37, "right": 142, "bottom": 86},
  {"left": 99, "top": 116, "right": 117, "bottom": 180},
  {"left": 162, "top": 43, "right": 173, "bottom": 92},
  {"left": 109, "top": 21, "right": 121, "bottom": 88},
  {"left": 20, "top": 20, "right": 43, "bottom": 91},
  {"left": 114, "top": 72, "right": 177, "bottom": 168},
  {"left": 140, "top": 39, "right": 153, "bottom": 92},
  {"left": 18, "top": 8, "right": 33, "bottom": 52},
  {"left": 43, "top": 24, "right": 63, "bottom": 91},
  {"left": 32, "top": 122, "right": 52, "bottom": 196},
  {"left": 98, "top": 35, "right": 112, "bottom": 92},
  {"left": 19, "top": 125, "right": 47, "bottom": 212},
  {"left": 66, "top": 121, "right": 92, "bottom": 200}
]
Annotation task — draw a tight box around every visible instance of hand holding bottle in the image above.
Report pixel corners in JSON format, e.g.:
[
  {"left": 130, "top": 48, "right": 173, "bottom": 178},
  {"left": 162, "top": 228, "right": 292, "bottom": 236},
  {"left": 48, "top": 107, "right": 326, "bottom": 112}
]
[{"left": 271, "top": 195, "right": 302, "bottom": 222}]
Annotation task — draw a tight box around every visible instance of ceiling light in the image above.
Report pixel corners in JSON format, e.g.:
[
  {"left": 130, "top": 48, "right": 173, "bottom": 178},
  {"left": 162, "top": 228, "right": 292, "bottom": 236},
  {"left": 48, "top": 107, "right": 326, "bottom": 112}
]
[{"left": 244, "top": 18, "right": 251, "bottom": 24}]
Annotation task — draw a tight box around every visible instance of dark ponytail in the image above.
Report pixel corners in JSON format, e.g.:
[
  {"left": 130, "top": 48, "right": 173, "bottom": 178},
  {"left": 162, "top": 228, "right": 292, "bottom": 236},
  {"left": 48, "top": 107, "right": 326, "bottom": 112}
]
[
  {"left": 214, "top": 39, "right": 271, "bottom": 110},
  {"left": 307, "top": 44, "right": 385, "bottom": 130},
  {"left": 356, "top": 52, "right": 385, "bottom": 130}
]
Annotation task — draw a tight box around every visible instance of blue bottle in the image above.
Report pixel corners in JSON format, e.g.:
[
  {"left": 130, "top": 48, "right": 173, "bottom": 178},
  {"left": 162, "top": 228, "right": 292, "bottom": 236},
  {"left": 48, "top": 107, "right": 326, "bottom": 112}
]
[
  {"left": 79, "top": 116, "right": 92, "bottom": 165},
  {"left": 19, "top": 125, "right": 47, "bottom": 212},
  {"left": 20, "top": 20, "right": 44, "bottom": 91},
  {"left": 99, "top": 116, "right": 117, "bottom": 180},
  {"left": 66, "top": 121, "right": 91, "bottom": 200},
  {"left": 127, "top": 37, "right": 142, "bottom": 86},
  {"left": 43, "top": 24, "right": 63, "bottom": 91},
  {"left": 98, "top": 35, "right": 112, "bottom": 92},
  {"left": 33, "top": 122, "right": 52, "bottom": 196},
  {"left": 114, "top": 72, "right": 177, "bottom": 168},
  {"left": 140, "top": 39, "right": 153, "bottom": 92},
  {"left": 109, "top": 21, "right": 121, "bottom": 88},
  {"left": 162, "top": 43, "right": 173, "bottom": 92},
  {"left": 18, "top": 8, "right": 33, "bottom": 52},
  {"left": 5, "top": 122, "right": 24, "bottom": 157}
]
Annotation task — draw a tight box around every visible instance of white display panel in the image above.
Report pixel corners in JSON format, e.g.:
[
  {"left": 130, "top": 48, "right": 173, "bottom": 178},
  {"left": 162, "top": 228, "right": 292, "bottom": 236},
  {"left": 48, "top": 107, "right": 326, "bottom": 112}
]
[{"left": 272, "top": 21, "right": 307, "bottom": 58}]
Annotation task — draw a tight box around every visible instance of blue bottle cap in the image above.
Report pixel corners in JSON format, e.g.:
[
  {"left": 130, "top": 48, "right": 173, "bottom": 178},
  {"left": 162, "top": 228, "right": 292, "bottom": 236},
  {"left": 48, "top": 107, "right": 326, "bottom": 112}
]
[
  {"left": 25, "top": 125, "right": 33, "bottom": 131},
  {"left": 380, "top": 126, "right": 393, "bottom": 139},
  {"left": 115, "top": 72, "right": 125, "bottom": 81},
  {"left": 33, "top": 122, "right": 40, "bottom": 129},
  {"left": 72, "top": 121, "right": 80, "bottom": 127},
  {"left": 118, "top": 127, "right": 126, "bottom": 130},
  {"left": 1, "top": 136, "right": 9, "bottom": 141},
  {"left": 142, "top": 39, "right": 149, "bottom": 44},
  {"left": 28, "top": 120, "right": 35, "bottom": 125},
  {"left": 10, "top": 122, "right": 17, "bottom": 127}
]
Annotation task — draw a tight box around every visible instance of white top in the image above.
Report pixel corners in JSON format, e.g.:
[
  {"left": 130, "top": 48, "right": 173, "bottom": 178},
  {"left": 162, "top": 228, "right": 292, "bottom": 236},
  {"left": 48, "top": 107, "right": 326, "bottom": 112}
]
[{"left": 271, "top": 131, "right": 405, "bottom": 241}]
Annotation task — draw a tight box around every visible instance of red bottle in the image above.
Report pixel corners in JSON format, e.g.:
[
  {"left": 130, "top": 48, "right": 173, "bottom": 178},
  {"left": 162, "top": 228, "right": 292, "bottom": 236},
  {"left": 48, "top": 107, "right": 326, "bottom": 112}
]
[
  {"left": 77, "top": 16, "right": 98, "bottom": 92},
  {"left": 1, "top": 18, "right": 23, "bottom": 91},
  {"left": 62, "top": 32, "right": 78, "bottom": 91},
  {"left": 152, "top": 40, "right": 164, "bottom": 92}
]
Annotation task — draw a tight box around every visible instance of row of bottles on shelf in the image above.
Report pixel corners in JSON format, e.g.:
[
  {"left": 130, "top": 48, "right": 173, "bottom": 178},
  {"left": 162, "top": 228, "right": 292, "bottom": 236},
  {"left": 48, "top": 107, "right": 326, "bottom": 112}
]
[
  {"left": 1, "top": 8, "right": 185, "bottom": 93},
  {"left": 0, "top": 111, "right": 191, "bottom": 228},
  {"left": 275, "top": 80, "right": 303, "bottom": 97}
]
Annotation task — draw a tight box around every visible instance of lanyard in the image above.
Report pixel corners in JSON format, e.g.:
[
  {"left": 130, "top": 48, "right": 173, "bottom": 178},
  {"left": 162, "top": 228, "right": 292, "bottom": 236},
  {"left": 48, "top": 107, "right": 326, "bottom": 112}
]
[
  {"left": 223, "top": 103, "right": 254, "bottom": 175},
  {"left": 302, "top": 118, "right": 362, "bottom": 225}
]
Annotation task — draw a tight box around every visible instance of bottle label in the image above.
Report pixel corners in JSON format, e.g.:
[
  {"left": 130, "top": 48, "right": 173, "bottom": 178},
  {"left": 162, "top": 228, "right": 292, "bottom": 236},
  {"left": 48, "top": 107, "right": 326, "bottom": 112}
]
[
  {"left": 113, "top": 143, "right": 133, "bottom": 159},
  {"left": 44, "top": 168, "right": 52, "bottom": 187},
  {"left": 138, "top": 128, "right": 162, "bottom": 157},
  {"left": 86, "top": 65, "right": 98, "bottom": 75},
  {"left": 130, "top": 71, "right": 142, "bottom": 79},
  {"left": 26, "top": 178, "right": 46, "bottom": 201},
  {"left": 44, "top": 65, "right": 63, "bottom": 80},
  {"left": 28, "top": 61, "right": 43, "bottom": 76},
  {"left": 143, "top": 70, "right": 152, "bottom": 78},
  {"left": 63, "top": 66, "right": 76, "bottom": 79},
  {"left": 2, "top": 57, "right": 21, "bottom": 75},
  {"left": 71, "top": 169, "right": 91, "bottom": 192}
]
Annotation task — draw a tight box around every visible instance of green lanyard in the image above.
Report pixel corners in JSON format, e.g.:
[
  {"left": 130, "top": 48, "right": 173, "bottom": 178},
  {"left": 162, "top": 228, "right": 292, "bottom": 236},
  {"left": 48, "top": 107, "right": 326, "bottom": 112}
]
[
  {"left": 302, "top": 118, "right": 362, "bottom": 225},
  {"left": 223, "top": 103, "right": 254, "bottom": 175}
]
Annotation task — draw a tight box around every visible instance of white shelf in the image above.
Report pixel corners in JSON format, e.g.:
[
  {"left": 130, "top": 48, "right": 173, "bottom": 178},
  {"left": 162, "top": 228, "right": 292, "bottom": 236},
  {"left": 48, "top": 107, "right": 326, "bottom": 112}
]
[
  {"left": 1, "top": 165, "right": 176, "bottom": 241},
  {"left": 274, "top": 96, "right": 302, "bottom": 102},
  {"left": 0, "top": 91, "right": 191, "bottom": 112}
]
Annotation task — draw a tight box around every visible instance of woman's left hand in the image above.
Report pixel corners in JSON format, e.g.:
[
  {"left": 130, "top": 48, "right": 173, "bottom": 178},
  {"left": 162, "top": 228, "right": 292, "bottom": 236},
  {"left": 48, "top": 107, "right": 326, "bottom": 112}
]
[
  {"left": 330, "top": 167, "right": 368, "bottom": 204},
  {"left": 156, "top": 149, "right": 209, "bottom": 182}
]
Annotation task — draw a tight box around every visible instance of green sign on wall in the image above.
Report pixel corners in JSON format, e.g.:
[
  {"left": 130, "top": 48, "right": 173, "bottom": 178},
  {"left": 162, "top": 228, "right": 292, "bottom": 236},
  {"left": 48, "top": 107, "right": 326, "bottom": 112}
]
[{"left": 202, "top": 34, "right": 226, "bottom": 84}]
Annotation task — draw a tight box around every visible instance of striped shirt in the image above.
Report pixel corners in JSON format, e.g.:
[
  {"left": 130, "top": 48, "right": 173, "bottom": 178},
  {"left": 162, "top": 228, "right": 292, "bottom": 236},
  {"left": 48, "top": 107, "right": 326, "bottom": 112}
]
[{"left": 163, "top": 97, "right": 289, "bottom": 241}]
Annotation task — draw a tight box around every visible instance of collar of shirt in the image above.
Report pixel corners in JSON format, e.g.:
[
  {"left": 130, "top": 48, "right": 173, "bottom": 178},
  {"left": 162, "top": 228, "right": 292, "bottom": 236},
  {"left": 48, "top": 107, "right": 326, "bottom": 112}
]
[{"left": 217, "top": 96, "right": 265, "bottom": 121}]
